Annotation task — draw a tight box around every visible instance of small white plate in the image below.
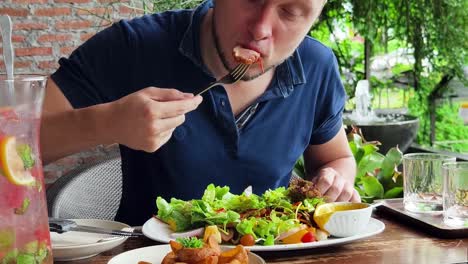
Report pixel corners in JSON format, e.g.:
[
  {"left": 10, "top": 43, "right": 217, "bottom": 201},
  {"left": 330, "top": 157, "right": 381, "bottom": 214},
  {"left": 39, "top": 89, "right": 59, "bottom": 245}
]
[
  {"left": 51, "top": 219, "right": 130, "bottom": 261},
  {"left": 142, "top": 217, "right": 385, "bottom": 252},
  {"left": 108, "top": 244, "right": 266, "bottom": 264}
]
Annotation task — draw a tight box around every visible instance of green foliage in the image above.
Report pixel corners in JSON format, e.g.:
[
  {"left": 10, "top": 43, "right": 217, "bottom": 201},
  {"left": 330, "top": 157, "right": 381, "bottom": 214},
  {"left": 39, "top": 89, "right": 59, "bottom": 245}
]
[
  {"left": 433, "top": 102, "right": 468, "bottom": 153},
  {"left": 348, "top": 128, "right": 403, "bottom": 203},
  {"left": 312, "top": 0, "right": 467, "bottom": 154},
  {"left": 408, "top": 75, "right": 468, "bottom": 153},
  {"left": 127, "top": 0, "right": 203, "bottom": 13},
  {"left": 351, "top": 0, "right": 467, "bottom": 85}
]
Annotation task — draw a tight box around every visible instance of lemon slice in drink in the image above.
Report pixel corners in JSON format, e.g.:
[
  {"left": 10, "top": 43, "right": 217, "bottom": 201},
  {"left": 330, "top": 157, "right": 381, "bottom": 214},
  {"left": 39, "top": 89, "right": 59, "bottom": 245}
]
[{"left": 0, "top": 136, "right": 35, "bottom": 186}]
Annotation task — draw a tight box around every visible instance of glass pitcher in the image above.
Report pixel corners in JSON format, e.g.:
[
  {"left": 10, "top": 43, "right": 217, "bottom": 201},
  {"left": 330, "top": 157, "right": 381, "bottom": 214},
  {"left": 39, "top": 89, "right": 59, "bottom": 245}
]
[{"left": 0, "top": 75, "right": 53, "bottom": 263}]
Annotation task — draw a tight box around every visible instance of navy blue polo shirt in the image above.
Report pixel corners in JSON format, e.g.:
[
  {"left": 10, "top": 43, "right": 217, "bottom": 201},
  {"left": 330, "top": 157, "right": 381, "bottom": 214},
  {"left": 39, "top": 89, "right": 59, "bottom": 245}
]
[{"left": 51, "top": 0, "right": 346, "bottom": 225}]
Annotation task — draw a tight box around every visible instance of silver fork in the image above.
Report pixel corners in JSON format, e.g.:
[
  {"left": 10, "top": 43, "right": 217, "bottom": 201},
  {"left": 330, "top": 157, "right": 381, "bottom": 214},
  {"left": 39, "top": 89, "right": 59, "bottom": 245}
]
[
  {"left": 195, "top": 63, "right": 251, "bottom": 95},
  {"left": 49, "top": 218, "right": 143, "bottom": 238}
]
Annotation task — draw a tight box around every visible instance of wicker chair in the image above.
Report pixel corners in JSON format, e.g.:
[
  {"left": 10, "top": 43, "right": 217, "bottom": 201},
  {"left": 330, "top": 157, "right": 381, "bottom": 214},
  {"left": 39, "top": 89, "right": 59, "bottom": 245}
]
[{"left": 46, "top": 153, "right": 122, "bottom": 220}]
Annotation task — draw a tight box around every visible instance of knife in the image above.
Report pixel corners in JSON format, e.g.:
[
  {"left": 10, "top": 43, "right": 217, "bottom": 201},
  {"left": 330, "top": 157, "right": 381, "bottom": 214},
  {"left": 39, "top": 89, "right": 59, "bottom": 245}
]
[{"left": 49, "top": 218, "right": 143, "bottom": 238}]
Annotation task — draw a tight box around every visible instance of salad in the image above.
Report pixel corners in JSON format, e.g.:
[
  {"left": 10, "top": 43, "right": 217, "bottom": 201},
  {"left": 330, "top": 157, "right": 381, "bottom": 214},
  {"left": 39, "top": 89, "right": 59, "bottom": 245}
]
[{"left": 156, "top": 178, "right": 330, "bottom": 246}]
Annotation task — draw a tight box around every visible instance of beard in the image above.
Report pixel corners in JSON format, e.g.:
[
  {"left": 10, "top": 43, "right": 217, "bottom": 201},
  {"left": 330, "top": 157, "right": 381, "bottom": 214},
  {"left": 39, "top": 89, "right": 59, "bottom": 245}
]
[{"left": 211, "top": 11, "right": 279, "bottom": 82}]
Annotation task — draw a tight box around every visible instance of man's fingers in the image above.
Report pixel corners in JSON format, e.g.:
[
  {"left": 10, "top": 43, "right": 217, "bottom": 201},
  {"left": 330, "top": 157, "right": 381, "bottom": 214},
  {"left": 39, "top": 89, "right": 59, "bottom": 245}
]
[
  {"left": 350, "top": 189, "right": 361, "bottom": 202},
  {"left": 158, "top": 128, "right": 176, "bottom": 145},
  {"left": 336, "top": 186, "right": 354, "bottom": 202},
  {"left": 324, "top": 176, "right": 344, "bottom": 202},
  {"left": 152, "top": 115, "right": 186, "bottom": 135},
  {"left": 313, "top": 168, "right": 335, "bottom": 195},
  {"left": 142, "top": 87, "right": 194, "bottom": 101},
  {"left": 147, "top": 96, "right": 201, "bottom": 119}
]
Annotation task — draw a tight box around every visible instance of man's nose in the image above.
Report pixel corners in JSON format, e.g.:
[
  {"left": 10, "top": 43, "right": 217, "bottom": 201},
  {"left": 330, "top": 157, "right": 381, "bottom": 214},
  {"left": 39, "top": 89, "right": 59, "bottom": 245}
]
[{"left": 247, "top": 7, "right": 274, "bottom": 41}]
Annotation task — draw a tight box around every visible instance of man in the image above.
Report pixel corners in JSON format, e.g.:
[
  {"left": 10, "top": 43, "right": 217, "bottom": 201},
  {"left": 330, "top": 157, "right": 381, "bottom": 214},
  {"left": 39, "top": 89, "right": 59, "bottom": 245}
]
[{"left": 42, "top": 0, "right": 359, "bottom": 226}]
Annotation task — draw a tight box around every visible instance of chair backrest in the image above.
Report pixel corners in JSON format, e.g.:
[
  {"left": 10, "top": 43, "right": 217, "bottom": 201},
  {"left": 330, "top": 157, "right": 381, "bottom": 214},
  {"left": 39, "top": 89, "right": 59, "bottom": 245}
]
[{"left": 46, "top": 153, "right": 122, "bottom": 220}]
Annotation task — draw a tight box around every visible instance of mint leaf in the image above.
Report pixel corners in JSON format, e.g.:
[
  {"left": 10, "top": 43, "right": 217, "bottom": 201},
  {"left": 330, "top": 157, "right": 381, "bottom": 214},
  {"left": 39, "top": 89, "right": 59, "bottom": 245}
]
[
  {"left": 176, "top": 237, "right": 203, "bottom": 248},
  {"left": 2, "top": 249, "right": 18, "bottom": 263},
  {"left": 0, "top": 228, "right": 15, "bottom": 251},
  {"left": 14, "top": 198, "right": 31, "bottom": 215},
  {"left": 36, "top": 242, "right": 49, "bottom": 263},
  {"left": 16, "top": 253, "right": 35, "bottom": 264},
  {"left": 16, "top": 144, "right": 35, "bottom": 170}
]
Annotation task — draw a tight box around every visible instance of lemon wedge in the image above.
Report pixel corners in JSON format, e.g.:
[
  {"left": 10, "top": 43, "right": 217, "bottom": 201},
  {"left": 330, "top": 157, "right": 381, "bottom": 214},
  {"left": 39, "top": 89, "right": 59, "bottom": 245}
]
[
  {"left": 0, "top": 136, "right": 35, "bottom": 186},
  {"left": 313, "top": 203, "right": 368, "bottom": 230}
]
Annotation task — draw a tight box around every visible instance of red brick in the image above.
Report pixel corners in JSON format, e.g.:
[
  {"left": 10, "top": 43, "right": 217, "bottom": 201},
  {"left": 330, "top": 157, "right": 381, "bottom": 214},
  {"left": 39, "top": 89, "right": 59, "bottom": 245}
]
[
  {"left": 13, "top": 0, "right": 47, "bottom": 3},
  {"left": 14, "top": 22, "right": 48, "bottom": 30},
  {"left": 80, "top": 33, "right": 95, "bottom": 42},
  {"left": 0, "top": 35, "right": 26, "bottom": 43},
  {"left": 98, "top": 0, "right": 129, "bottom": 3},
  {"left": 54, "top": 0, "right": 90, "bottom": 3},
  {"left": 76, "top": 7, "right": 111, "bottom": 16},
  {"left": 119, "top": 5, "right": 143, "bottom": 15},
  {"left": 55, "top": 20, "right": 93, "bottom": 30},
  {"left": 37, "top": 34, "right": 72, "bottom": 43},
  {"left": 60, "top": 46, "right": 77, "bottom": 55},
  {"left": 12, "top": 35, "right": 26, "bottom": 42},
  {"left": 35, "top": 7, "right": 71, "bottom": 17},
  {"left": 38, "top": 60, "right": 59, "bottom": 70},
  {"left": 16, "top": 47, "right": 52, "bottom": 56},
  {"left": 0, "top": 60, "right": 33, "bottom": 69},
  {"left": 0, "top": 8, "right": 29, "bottom": 17}
]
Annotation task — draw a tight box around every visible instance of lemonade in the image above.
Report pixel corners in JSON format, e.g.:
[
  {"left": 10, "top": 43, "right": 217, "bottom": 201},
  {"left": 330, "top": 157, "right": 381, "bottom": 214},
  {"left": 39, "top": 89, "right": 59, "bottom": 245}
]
[{"left": 0, "top": 75, "right": 52, "bottom": 263}]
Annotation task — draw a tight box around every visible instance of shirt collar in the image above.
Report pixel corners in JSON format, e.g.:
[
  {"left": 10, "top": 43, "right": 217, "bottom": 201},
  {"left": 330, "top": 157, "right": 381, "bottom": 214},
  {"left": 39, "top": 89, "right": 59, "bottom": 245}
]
[
  {"left": 178, "top": 0, "right": 214, "bottom": 76},
  {"left": 178, "top": 0, "right": 307, "bottom": 96}
]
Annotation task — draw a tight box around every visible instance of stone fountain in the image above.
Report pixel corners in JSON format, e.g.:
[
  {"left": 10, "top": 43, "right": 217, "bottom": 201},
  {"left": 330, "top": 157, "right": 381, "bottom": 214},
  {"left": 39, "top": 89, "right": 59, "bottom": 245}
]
[{"left": 343, "top": 80, "right": 420, "bottom": 154}]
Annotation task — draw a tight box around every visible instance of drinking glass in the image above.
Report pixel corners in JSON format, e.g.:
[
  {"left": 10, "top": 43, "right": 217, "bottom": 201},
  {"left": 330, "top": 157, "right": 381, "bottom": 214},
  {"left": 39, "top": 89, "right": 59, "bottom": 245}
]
[
  {"left": 0, "top": 75, "right": 53, "bottom": 263},
  {"left": 403, "top": 153, "right": 456, "bottom": 213},
  {"left": 443, "top": 162, "right": 468, "bottom": 228}
]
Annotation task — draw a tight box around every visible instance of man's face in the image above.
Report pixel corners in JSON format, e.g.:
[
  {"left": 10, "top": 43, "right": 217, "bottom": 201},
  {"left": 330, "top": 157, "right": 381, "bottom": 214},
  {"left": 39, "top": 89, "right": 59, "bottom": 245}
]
[{"left": 212, "top": 0, "right": 326, "bottom": 80}]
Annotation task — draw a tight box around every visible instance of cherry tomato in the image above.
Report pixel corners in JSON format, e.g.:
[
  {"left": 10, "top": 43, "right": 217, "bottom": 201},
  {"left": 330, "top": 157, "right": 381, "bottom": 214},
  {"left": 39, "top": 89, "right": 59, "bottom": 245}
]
[
  {"left": 301, "top": 231, "right": 316, "bottom": 243},
  {"left": 240, "top": 234, "right": 255, "bottom": 246}
]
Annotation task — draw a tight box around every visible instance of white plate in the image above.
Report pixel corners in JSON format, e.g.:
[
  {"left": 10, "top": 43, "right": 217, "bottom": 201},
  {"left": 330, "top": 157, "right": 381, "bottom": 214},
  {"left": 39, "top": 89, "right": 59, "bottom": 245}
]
[
  {"left": 108, "top": 244, "right": 266, "bottom": 264},
  {"left": 51, "top": 219, "right": 130, "bottom": 261},
  {"left": 142, "top": 217, "right": 385, "bottom": 252}
]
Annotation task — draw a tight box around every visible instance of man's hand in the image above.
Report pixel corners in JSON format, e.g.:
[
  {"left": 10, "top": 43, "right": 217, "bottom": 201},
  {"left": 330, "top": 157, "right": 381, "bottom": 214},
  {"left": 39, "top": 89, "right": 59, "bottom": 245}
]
[
  {"left": 108, "top": 87, "right": 203, "bottom": 152},
  {"left": 312, "top": 167, "right": 360, "bottom": 202}
]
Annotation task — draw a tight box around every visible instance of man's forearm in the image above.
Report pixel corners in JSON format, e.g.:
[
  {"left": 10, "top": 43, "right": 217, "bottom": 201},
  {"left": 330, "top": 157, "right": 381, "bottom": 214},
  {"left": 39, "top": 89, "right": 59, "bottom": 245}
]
[{"left": 40, "top": 103, "right": 113, "bottom": 165}]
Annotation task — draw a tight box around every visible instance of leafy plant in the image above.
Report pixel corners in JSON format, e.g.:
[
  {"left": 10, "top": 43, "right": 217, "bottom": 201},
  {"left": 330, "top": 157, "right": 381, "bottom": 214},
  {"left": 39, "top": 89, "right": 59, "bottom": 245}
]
[
  {"left": 348, "top": 127, "right": 403, "bottom": 203},
  {"left": 294, "top": 127, "right": 403, "bottom": 203}
]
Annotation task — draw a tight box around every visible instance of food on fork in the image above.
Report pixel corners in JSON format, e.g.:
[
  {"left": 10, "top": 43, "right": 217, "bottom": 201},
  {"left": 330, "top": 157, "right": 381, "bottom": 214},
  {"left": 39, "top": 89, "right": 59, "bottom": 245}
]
[
  {"left": 161, "top": 234, "right": 248, "bottom": 264},
  {"left": 232, "top": 45, "right": 264, "bottom": 73},
  {"left": 232, "top": 46, "right": 260, "bottom": 65}
]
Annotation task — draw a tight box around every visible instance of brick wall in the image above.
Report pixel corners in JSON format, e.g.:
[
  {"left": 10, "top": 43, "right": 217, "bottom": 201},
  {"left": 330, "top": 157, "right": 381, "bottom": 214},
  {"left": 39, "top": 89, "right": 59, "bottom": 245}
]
[
  {"left": 0, "top": 0, "right": 137, "bottom": 74},
  {"left": 0, "top": 0, "right": 139, "bottom": 185}
]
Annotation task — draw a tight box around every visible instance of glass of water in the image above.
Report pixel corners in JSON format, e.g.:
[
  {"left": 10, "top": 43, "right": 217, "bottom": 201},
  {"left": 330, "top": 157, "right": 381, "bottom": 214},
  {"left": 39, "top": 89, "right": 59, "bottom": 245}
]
[
  {"left": 443, "top": 162, "right": 468, "bottom": 227},
  {"left": 403, "top": 153, "right": 456, "bottom": 214}
]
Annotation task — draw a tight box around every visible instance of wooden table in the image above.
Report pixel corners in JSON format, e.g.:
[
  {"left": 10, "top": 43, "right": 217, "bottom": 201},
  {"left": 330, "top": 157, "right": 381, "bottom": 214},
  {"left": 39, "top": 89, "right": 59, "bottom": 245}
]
[{"left": 56, "top": 214, "right": 467, "bottom": 264}]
